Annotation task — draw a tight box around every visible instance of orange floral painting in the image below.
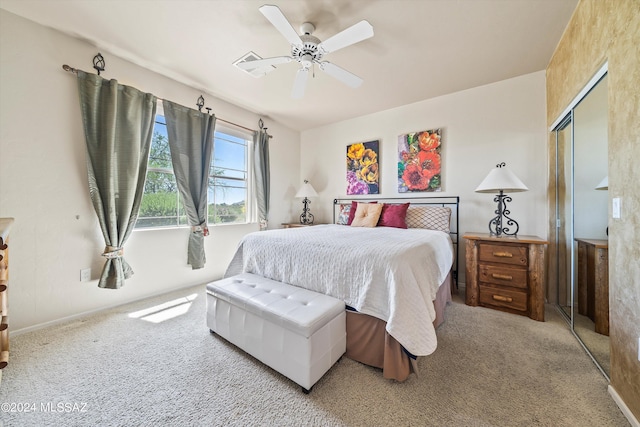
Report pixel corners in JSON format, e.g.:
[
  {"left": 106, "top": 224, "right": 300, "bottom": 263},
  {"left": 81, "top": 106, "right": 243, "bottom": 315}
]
[
  {"left": 398, "top": 129, "right": 442, "bottom": 192},
  {"left": 347, "top": 140, "right": 379, "bottom": 195}
]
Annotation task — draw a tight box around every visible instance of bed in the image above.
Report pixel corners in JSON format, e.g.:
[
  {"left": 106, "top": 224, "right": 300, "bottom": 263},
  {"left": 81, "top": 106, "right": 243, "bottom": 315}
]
[{"left": 224, "top": 197, "right": 459, "bottom": 381}]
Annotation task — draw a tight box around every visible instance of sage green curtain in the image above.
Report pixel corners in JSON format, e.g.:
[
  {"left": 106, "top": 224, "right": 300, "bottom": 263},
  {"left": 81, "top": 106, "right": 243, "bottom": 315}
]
[
  {"left": 163, "top": 100, "right": 215, "bottom": 269},
  {"left": 76, "top": 70, "right": 157, "bottom": 289},
  {"left": 253, "top": 129, "right": 271, "bottom": 230}
]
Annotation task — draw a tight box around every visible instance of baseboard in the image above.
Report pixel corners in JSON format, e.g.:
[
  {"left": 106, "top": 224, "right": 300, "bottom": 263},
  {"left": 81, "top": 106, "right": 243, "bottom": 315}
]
[
  {"left": 10, "top": 282, "right": 206, "bottom": 337},
  {"left": 609, "top": 385, "right": 640, "bottom": 427}
]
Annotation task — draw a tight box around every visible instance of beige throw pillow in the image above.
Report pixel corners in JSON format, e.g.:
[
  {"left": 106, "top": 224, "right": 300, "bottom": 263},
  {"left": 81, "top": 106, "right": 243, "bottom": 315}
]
[{"left": 350, "top": 203, "right": 383, "bottom": 227}]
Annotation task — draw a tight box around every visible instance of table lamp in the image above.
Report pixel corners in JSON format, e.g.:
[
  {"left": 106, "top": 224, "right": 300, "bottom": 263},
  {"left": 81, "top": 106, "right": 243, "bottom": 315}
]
[
  {"left": 595, "top": 176, "right": 608, "bottom": 190},
  {"left": 295, "top": 180, "right": 318, "bottom": 224},
  {"left": 475, "top": 162, "right": 528, "bottom": 237}
]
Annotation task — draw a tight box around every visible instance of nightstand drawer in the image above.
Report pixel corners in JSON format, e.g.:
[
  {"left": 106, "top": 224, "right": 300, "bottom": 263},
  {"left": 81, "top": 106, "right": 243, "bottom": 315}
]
[
  {"left": 479, "top": 284, "right": 528, "bottom": 312},
  {"left": 478, "top": 243, "right": 527, "bottom": 266},
  {"left": 478, "top": 264, "right": 527, "bottom": 289}
]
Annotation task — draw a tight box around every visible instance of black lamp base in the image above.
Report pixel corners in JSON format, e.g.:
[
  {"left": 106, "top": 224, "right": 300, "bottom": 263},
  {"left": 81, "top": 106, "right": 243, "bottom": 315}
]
[
  {"left": 299, "top": 197, "right": 314, "bottom": 225},
  {"left": 487, "top": 190, "right": 520, "bottom": 237}
]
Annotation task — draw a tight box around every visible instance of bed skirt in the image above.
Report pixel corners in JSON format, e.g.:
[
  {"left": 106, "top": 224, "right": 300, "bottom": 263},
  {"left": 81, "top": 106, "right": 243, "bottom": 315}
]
[{"left": 344, "top": 271, "right": 453, "bottom": 381}]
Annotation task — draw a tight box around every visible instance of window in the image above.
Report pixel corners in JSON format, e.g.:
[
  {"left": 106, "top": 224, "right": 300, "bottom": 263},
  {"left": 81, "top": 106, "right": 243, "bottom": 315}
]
[
  {"left": 136, "top": 114, "right": 252, "bottom": 229},
  {"left": 208, "top": 130, "right": 249, "bottom": 224},
  {"left": 137, "top": 115, "right": 185, "bottom": 228}
]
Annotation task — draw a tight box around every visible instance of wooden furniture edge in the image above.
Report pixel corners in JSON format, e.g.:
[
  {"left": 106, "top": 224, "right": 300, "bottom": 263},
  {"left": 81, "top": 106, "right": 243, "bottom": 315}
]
[
  {"left": 0, "top": 218, "right": 13, "bottom": 372},
  {"left": 464, "top": 238, "right": 479, "bottom": 306},
  {"left": 463, "top": 232, "right": 548, "bottom": 245},
  {"left": 528, "top": 243, "right": 546, "bottom": 321}
]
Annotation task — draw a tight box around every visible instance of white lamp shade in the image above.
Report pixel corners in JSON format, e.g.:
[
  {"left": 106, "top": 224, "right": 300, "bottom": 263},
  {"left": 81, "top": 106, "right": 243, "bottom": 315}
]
[
  {"left": 295, "top": 181, "right": 318, "bottom": 198},
  {"left": 475, "top": 165, "right": 528, "bottom": 193},
  {"left": 595, "top": 175, "right": 608, "bottom": 190}
]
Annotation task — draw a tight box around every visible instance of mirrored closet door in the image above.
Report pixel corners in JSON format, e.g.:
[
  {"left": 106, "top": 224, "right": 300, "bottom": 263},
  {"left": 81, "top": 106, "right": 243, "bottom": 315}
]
[{"left": 553, "top": 70, "right": 609, "bottom": 378}]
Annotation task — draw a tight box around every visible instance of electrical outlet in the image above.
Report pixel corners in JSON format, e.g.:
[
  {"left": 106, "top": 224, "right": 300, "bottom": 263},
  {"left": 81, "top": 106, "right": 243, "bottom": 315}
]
[{"left": 80, "top": 268, "right": 91, "bottom": 282}]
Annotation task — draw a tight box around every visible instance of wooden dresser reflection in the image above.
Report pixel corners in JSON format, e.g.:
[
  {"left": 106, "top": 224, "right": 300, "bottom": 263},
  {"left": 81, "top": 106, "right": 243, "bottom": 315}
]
[
  {"left": 575, "top": 238, "right": 609, "bottom": 336},
  {"left": 0, "top": 218, "right": 14, "bottom": 373}
]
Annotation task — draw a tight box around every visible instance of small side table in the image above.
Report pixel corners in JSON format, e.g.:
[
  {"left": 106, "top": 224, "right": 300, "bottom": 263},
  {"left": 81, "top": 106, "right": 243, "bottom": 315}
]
[
  {"left": 464, "top": 232, "right": 547, "bottom": 321},
  {"left": 282, "top": 223, "right": 318, "bottom": 228}
]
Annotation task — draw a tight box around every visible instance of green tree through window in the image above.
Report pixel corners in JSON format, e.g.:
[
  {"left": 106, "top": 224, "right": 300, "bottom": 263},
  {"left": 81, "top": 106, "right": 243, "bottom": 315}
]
[{"left": 136, "top": 114, "right": 250, "bottom": 229}]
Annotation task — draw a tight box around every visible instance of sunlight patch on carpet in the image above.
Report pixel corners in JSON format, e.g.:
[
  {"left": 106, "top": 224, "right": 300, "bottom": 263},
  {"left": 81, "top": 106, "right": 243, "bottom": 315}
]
[{"left": 128, "top": 293, "right": 198, "bottom": 323}]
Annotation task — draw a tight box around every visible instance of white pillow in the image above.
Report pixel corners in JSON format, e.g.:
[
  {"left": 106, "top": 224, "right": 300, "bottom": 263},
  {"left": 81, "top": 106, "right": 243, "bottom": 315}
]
[{"left": 405, "top": 206, "right": 451, "bottom": 231}]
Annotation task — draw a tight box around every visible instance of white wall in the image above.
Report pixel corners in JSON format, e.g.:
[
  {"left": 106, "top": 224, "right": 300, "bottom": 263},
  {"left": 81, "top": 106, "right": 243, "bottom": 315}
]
[
  {"left": 300, "top": 71, "right": 548, "bottom": 285},
  {"left": 0, "top": 10, "right": 301, "bottom": 332}
]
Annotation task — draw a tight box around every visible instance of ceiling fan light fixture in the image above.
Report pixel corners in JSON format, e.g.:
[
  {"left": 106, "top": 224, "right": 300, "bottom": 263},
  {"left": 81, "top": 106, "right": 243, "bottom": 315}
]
[
  {"left": 244, "top": 4, "right": 374, "bottom": 98},
  {"left": 291, "top": 34, "right": 323, "bottom": 64},
  {"left": 300, "top": 54, "right": 314, "bottom": 69}
]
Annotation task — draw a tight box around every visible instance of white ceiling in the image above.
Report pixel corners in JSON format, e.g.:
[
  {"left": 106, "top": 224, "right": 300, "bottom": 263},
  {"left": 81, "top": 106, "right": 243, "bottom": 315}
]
[{"left": 1, "top": 0, "right": 577, "bottom": 131}]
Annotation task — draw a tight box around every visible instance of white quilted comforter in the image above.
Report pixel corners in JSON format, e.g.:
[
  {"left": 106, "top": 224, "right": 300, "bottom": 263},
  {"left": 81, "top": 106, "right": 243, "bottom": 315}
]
[{"left": 225, "top": 224, "right": 454, "bottom": 356}]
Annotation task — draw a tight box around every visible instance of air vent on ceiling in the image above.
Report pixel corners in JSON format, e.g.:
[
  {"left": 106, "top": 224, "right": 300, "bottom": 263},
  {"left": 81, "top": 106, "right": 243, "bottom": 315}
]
[{"left": 233, "top": 51, "right": 276, "bottom": 78}]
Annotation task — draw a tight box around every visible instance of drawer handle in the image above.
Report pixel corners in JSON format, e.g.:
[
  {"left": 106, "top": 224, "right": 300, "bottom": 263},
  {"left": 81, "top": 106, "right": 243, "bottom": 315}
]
[
  {"left": 492, "top": 295, "right": 513, "bottom": 303},
  {"left": 492, "top": 273, "right": 513, "bottom": 281},
  {"left": 492, "top": 251, "right": 513, "bottom": 258}
]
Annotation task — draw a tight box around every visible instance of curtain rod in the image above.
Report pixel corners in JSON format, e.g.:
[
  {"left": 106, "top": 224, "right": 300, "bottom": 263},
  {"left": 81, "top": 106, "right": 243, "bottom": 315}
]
[{"left": 62, "top": 64, "right": 269, "bottom": 136}]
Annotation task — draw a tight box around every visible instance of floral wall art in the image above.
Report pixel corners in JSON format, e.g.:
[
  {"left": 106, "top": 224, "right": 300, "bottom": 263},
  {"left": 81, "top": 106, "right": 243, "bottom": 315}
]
[
  {"left": 346, "top": 140, "right": 379, "bottom": 195},
  {"left": 398, "top": 129, "right": 442, "bottom": 192}
]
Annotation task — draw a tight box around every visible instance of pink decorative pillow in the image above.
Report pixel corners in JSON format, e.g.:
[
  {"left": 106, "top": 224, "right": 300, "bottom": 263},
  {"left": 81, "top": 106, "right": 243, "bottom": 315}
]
[
  {"left": 350, "top": 203, "right": 384, "bottom": 227},
  {"left": 377, "top": 203, "right": 409, "bottom": 229},
  {"left": 346, "top": 201, "right": 377, "bottom": 225},
  {"left": 346, "top": 201, "right": 358, "bottom": 225}
]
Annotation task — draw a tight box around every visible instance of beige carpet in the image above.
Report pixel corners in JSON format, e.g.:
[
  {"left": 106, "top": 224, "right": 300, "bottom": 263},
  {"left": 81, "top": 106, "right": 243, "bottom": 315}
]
[
  {"left": 574, "top": 312, "right": 611, "bottom": 375},
  {"left": 557, "top": 304, "right": 611, "bottom": 376},
  {"left": 0, "top": 286, "right": 628, "bottom": 427}
]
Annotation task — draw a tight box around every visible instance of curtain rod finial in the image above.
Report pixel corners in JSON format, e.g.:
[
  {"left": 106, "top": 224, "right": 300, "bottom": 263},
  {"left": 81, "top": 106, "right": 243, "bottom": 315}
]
[{"left": 92, "top": 53, "right": 105, "bottom": 75}]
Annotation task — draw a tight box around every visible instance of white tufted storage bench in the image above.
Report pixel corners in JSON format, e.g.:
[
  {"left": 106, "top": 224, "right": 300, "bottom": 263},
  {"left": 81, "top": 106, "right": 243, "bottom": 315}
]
[{"left": 206, "top": 272, "right": 346, "bottom": 392}]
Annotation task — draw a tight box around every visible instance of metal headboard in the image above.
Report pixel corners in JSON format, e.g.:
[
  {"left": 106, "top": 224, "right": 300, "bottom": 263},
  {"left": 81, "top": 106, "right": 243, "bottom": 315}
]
[{"left": 333, "top": 196, "right": 460, "bottom": 287}]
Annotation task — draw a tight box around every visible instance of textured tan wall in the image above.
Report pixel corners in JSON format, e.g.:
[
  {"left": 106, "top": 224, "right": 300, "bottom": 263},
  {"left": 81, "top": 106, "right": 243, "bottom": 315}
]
[{"left": 546, "top": 0, "right": 640, "bottom": 419}]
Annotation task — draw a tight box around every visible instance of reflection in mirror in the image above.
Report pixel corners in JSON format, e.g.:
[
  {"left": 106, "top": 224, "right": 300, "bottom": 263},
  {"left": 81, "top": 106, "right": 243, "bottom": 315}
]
[
  {"left": 573, "top": 74, "right": 609, "bottom": 376},
  {"left": 555, "top": 118, "right": 572, "bottom": 321},
  {"left": 553, "top": 71, "right": 609, "bottom": 379}
]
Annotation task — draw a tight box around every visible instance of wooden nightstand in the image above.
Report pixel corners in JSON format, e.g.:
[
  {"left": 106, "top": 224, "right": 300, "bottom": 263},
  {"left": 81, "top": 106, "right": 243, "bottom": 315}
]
[
  {"left": 282, "top": 223, "right": 320, "bottom": 228},
  {"left": 464, "top": 232, "right": 547, "bottom": 321}
]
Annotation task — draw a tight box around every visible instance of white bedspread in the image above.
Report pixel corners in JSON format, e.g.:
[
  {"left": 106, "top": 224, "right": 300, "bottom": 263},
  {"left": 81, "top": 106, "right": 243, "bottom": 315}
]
[{"left": 225, "top": 224, "right": 453, "bottom": 356}]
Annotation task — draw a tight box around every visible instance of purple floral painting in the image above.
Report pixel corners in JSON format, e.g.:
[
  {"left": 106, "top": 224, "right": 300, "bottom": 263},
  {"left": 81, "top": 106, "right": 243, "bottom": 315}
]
[
  {"left": 398, "top": 129, "right": 442, "bottom": 192},
  {"left": 346, "top": 140, "right": 379, "bottom": 195}
]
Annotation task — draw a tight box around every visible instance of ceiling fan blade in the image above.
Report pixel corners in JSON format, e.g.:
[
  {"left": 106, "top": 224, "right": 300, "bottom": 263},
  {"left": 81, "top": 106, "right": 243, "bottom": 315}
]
[
  {"left": 291, "top": 68, "right": 309, "bottom": 99},
  {"left": 259, "top": 4, "right": 303, "bottom": 47},
  {"left": 318, "top": 62, "right": 363, "bottom": 88},
  {"left": 318, "top": 20, "right": 374, "bottom": 54},
  {"left": 236, "top": 56, "right": 292, "bottom": 70}
]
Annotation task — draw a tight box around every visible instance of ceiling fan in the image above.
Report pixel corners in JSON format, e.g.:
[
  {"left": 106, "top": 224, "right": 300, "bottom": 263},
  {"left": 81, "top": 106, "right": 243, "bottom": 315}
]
[{"left": 236, "top": 4, "right": 374, "bottom": 98}]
